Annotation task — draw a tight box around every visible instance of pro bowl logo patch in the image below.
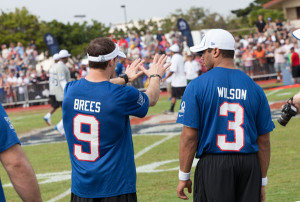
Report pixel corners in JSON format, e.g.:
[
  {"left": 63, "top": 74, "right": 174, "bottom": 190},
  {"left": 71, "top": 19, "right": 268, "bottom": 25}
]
[
  {"left": 4, "top": 117, "right": 14, "bottom": 130},
  {"left": 179, "top": 101, "right": 185, "bottom": 113},
  {"left": 137, "top": 92, "right": 145, "bottom": 106}
]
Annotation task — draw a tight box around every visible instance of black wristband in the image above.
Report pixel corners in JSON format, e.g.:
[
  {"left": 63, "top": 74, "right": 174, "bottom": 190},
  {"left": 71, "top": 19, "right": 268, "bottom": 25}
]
[
  {"left": 119, "top": 73, "right": 129, "bottom": 84},
  {"left": 149, "top": 74, "right": 162, "bottom": 80}
]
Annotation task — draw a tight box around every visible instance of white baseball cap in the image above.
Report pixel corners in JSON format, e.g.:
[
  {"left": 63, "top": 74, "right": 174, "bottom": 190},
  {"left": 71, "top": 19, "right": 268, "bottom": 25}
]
[
  {"left": 53, "top": 53, "right": 60, "bottom": 61},
  {"left": 87, "top": 43, "right": 126, "bottom": 62},
  {"left": 59, "top": 49, "right": 71, "bottom": 58},
  {"left": 190, "top": 29, "right": 235, "bottom": 53},
  {"left": 81, "top": 59, "right": 88, "bottom": 66},
  {"left": 292, "top": 29, "right": 300, "bottom": 40},
  {"left": 169, "top": 44, "right": 180, "bottom": 53}
]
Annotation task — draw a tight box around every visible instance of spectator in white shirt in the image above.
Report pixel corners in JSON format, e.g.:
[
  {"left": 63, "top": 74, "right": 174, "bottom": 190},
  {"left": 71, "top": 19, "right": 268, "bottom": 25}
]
[
  {"left": 274, "top": 41, "right": 286, "bottom": 82},
  {"left": 184, "top": 54, "right": 201, "bottom": 84},
  {"left": 162, "top": 44, "right": 187, "bottom": 113}
]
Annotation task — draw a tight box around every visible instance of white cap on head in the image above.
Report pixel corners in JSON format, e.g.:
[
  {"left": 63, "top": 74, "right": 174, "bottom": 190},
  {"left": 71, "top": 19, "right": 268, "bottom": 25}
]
[
  {"left": 53, "top": 53, "right": 60, "bottom": 61},
  {"left": 190, "top": 29, "right": 235, "bottom": 53},
  {"left": 169, "top": 44, "right": 180, "bottom": 53},
  {"left": 158, "top": 27, "right": 163, "bottom": 31},
  {"left": 292, "top": 29, "right": 300, "bottom": 40},
  {"left": 59, "top": 49, "right": 71, "bottom": 58},
  {"left": 81, "top": 59, "right": 88, "bottom": 66},
  {"left": 87, "top": 43, "right": 126, "bottom": 62}
]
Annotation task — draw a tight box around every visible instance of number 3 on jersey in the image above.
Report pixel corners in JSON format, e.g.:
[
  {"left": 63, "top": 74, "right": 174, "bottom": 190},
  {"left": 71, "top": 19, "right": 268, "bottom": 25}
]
[
  {"left": 217, "top": 102, "right": 244, "bottom": 151},
  {"left": 73, "top": 114, "right": 99, "bottom": 161}
]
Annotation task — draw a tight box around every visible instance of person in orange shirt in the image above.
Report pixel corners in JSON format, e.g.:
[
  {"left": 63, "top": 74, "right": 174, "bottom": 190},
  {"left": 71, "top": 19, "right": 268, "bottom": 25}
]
[{"left": 254, "top": 45, "right": 267, "bottom": 75}]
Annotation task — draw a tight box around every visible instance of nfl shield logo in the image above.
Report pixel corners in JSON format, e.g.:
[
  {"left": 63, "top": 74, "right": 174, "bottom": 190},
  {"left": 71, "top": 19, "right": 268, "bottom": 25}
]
[{"left": 100, "top": 56, "right": 106, "bottom": 62}]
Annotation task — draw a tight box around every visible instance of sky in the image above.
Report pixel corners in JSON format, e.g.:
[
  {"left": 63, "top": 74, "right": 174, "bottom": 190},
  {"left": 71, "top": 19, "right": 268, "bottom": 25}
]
[{"left": 1, "top": 0, "right": 254, "bottom": 25}]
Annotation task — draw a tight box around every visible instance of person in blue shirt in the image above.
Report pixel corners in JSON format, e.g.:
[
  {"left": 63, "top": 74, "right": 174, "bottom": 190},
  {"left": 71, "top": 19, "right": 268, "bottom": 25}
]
[
  {"left": 0, "top": 103, "right": 41, "bottom": 202},
  {"left": 62, "top": 37, "right": 170, "bottom": 202},
  {"left": 176, "top": 29, "right": 275, "bottom": 202}
]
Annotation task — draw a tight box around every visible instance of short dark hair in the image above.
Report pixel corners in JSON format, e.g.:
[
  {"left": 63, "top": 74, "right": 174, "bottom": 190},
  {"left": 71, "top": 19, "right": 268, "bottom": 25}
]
[
  {"left": 207, "top": 48, "right": 235, "bottom": 59},
  {"left": 87, "top": 38, "right": 116, "bottom": 70}
]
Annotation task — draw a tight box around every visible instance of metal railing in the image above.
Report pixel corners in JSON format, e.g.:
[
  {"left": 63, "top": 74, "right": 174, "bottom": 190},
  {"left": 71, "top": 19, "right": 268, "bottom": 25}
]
[{"left": 1, "top": 81, "right": 49, "bottom": 107}]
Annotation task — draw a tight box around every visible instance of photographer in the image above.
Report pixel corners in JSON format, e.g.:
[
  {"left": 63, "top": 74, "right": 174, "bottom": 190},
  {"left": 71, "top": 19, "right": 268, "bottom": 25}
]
[
  {"left": 278, "top": 29, "right": 300, "bottom": 126},
  {"left": 291, "top": 29, "right": 300, "bottom": 112},
  {"left": 293, "top": 29, "right": 300, "bottom": 113}
]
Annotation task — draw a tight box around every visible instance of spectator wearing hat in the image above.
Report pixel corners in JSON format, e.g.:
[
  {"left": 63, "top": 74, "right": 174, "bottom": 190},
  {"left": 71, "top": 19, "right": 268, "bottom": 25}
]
[
  {"left": 44, "top": 53, "right": 61, "bottom": 126},
  {"left": 141, "top": 45, "right": 149, "bottom": 59},
  {"left": 78, "top": 59, "right": 88, "bottom": 79},
  {"left": 52, "top": 50, "right": 71, "bottom": 135},
  {"left": 162, "top": 44, "right": 187, "bottom": 113},
  {"left": 128, "top": 43, "right": 140, "bottom": 60},
  {"left": 156, "top": 28, "right": 165, "bottom": 43}
]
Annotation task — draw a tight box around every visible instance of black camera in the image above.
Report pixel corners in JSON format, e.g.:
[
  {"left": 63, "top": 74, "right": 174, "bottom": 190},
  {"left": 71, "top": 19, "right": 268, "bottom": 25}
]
[{"left": 277, "top": 98, "right": 298, "bottom": 126}]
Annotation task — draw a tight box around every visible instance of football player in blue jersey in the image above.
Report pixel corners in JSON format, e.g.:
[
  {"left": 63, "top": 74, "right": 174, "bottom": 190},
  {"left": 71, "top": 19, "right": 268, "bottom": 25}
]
[
  {"left": 62, "top": 37, "right": 170, "bottom": 202},
  {"left": 176, "top": 29, "right": 275, "bottom": 202},
  {"left": 0, "top": 103, "right": 41, "bottom": 201}
]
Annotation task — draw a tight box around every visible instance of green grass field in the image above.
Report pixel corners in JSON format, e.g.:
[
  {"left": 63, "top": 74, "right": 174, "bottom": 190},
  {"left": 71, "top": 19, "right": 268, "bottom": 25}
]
[{"left": 1, "top": 88, "right": 300, "bottom": 201}]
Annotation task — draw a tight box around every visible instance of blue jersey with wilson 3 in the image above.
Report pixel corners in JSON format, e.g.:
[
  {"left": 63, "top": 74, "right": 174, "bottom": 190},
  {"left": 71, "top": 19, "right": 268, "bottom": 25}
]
[{"left": 177, "top": 67, "right": 275, "bottom": 158}]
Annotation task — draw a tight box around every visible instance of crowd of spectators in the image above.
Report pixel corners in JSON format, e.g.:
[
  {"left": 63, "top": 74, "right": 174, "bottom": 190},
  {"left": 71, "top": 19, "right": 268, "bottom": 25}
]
[
  {"left": 234, "top": 16, "right": 300, "bottom": 83},
  {"left": 0, "top": 41, "right": 49, "bottom": 105},
  {"left": 1, "top": 16, "right": 300, "bottom": 107}
]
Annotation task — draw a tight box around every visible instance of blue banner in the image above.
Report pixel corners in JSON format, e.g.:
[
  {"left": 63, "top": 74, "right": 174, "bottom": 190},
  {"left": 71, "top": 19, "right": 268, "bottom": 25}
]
[
  {"left": 43, "top": 33, "right": 60, "bottom": 55},
  {"left": 177, "top": 18, "right": 194, "bottom": 47}
]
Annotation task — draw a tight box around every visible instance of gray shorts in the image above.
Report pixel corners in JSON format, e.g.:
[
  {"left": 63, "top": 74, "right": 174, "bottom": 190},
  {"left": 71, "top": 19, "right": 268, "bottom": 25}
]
[{"left": 274, "top": 63, "right": 285, "bottom": 73}]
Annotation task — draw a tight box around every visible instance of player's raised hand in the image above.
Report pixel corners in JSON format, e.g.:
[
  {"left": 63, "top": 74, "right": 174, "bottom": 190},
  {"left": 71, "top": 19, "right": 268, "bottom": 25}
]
[
  {"left": 177, "top": 180, "right": 192, "bottom": 200},
  {"left": 140, "top": 54, "right": 171, "bottom": 78},
  {"left": 125, "top": 58, "right": 145, "bottom": 82}
]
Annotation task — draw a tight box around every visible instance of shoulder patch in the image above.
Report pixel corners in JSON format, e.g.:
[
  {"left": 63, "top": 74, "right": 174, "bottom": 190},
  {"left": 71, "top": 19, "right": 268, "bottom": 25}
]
[{"left": 4, "top": 117, "right": 14, "bottom": 130}]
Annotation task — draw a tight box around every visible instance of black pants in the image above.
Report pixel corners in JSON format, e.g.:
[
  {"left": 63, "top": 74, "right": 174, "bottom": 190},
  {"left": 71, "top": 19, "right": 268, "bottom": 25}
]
[
  {"left": 194, "top": 153, "right": 261, "bottom": 202},
  {"left": 71, "top": 193, "right": 137, "bottom": 202}
]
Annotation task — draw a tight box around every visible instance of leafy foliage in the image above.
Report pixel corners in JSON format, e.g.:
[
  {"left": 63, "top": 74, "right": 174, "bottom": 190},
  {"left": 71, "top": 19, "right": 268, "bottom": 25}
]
[
  {"left": 0, "top": 3, "right": 285, "bottom": 58},
  {"left": 0, "top": 7, "right": 39, "bottom": 46},
  {"left": 231, "top": 0, "right": 272, "bottom": 17}
]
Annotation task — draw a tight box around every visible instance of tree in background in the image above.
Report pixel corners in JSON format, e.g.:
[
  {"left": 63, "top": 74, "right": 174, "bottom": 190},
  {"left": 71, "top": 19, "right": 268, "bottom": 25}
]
[
  {"left": 0, "top": 1, "right": 287, "bottom": 59},
  {"left": 231, "top": 0, "right": 284, "bottom": 26},
  {"left": 0, "top": 7, "right": 40, "bottom": 46}
]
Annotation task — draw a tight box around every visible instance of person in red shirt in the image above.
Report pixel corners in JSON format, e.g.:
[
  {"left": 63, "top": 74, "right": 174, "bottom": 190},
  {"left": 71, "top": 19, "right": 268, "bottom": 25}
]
[
  {"left": 118, "top": 36, "right": 128, "bottom": 49},
  {"left": 290, "top": 47, "right": 300, "bottom": 84}
]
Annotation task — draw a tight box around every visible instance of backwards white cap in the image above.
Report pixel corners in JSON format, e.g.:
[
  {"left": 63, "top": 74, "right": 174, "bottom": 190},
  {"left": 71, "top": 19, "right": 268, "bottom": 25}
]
[
  {"left": 292, "top": 29, "right": 300, "bottom": 40},
  {"left": 87, "top": 43, "right": 126, "bottom": 62},
  {"left": 190, "top": 29, "right": 235, "bottom": 53}
]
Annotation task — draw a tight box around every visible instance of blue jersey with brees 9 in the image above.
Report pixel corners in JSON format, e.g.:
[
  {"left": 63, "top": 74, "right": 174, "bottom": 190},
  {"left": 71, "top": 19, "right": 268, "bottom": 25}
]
[
  {"left": 62, "top": 79, "right": 149, "bottom": 198},
  {"left": 177, "top": 67, "right": 275, "bottom": 158},
  {"left": 0, "top": 103, "right": 21, "bottom": 201}
]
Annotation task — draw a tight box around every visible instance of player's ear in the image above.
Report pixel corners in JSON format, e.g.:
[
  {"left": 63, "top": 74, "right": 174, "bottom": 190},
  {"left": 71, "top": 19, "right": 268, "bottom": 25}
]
[
  {"left": 108, "top": 59, "right": 114, "bottom": 67},
  {"left": 213, "top": 48, "right": 220, "bottom": 58}
]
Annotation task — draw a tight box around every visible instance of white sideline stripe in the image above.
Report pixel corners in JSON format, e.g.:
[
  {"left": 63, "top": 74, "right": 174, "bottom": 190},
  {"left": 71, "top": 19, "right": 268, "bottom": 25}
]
[
  {"left": 266, "top": 89, "right": 280, "bottom": 97},
  {"left": 46, "top": 188, "right": 71, "bottom": 202},
  {"left": 134, "top": 134, "right": 177, "bottom": 159}
]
